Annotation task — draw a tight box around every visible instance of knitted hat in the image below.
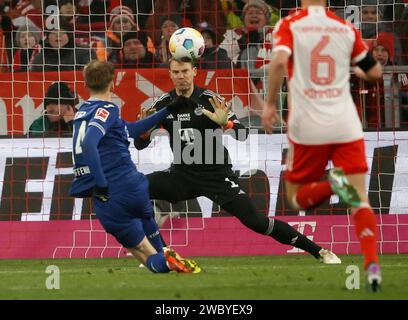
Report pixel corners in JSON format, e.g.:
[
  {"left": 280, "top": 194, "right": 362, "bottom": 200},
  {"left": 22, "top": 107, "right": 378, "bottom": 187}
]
[
  {"left": 122, "top": 31, "right": 148, "bottom": 48},
  {"left": 242, "top": 0, "right": 272, "bottom": 21},
  {"left": 109, "top": 5, "right": 136, "bottom": 27},
  {"left": 369, "top": 32, "right": 395, "bottom": 62},
  {"left": 44, "top": 82, "right": 76, "bottom": 107}
]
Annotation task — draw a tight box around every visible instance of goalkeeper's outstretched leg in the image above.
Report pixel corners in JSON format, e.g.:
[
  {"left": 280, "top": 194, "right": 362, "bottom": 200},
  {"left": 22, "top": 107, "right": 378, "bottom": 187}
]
[{"left": 221, "top": 194, "right": 341, "bottom": 264}]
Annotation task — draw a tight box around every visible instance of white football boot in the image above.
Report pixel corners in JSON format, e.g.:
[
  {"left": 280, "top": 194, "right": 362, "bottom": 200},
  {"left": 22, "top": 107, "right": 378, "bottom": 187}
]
[{"left": 319, "top": 249, "right": 342, "bottom": 264}]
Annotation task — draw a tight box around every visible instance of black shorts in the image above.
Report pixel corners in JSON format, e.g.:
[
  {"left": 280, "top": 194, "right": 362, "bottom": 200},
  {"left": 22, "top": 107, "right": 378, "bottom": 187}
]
[{"left": 147, "top": 165, "right": 242, "bottom": 205}]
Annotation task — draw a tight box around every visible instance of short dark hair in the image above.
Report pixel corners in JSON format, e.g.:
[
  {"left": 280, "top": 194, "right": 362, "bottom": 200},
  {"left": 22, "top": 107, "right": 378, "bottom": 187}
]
[
  {"left": 83, "top": 60, "right": 115, "bottom": 93},
  {"left": 168, "top": 57, "right": 196, "bottom": 68},
  {"left": 44, "top": 82, "right": 76, "bottom": 107}
]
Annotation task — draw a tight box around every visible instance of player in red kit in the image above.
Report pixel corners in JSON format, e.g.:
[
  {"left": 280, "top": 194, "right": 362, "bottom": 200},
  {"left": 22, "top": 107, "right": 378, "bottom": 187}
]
[{"left": 262, "top": 0, "right": 383, "bottom": 292}]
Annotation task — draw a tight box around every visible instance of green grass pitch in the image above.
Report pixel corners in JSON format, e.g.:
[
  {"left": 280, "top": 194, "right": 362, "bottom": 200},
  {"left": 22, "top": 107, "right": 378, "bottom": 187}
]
[{"left": 1, "top": 254, "right": 407, "bottom": 300}]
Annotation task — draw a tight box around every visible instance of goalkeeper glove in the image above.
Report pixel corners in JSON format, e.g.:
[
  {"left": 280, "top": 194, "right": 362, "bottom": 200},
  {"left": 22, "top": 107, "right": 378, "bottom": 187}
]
[
  {"left": 202, "top": 96, "right": 231, "bottom": 128},
  {"left": 93, "top": 185, "right": 110, "bottom": 202}
]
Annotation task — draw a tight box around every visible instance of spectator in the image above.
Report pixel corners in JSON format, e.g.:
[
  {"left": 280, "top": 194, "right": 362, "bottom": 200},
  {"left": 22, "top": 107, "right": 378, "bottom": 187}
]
[
  {"left": 145, "top": 1, "right": 227, "bottom": 50},
  {"left": 12, "top": 24, "right": 41, "bottom": 72},
  {"left": 111, "top": 31, "right": 157, "bottom": 68},
  {"left": 370, "top": 32, "right": 394, "bottom": 66},
  {"left": 54, "top": 0, "right": 100, "bottom": 51},
  {"left": 98, "top": 5, "right": 137, "bottom": 62},
  {"left": 221, "top": 0, "right": 280, "bottom": 28},
  {"left": 155, "top": 15, "right": 182, "bottom": 64},
  {"left": 30, "top": 21, "right": 95, "bottom": 72},
  {"left": 48, "top": 0, "right": 110, "bottom": 36},
  {"left": 96, "top": 5, "right": 154, "bottom": 62},
  {"left": 29, "top": 81, "right": 77, "bottom": 136},
  {"left": 369, "top": 32, "right": 408, "bottom": 129},
  {"left": 58, "top": 0, "right": 76, "bottom": 25},
  {"left": 400, "top": 73, "right": 408, "bottom": 128},
  {"left": 394, "top": 2, "right": 408, "bottom": 65},
  {"left": 351, "top": 32, "right": 395, "bottom": 129},
  {"left": 361, "top": 4, "right": 384, "bottom": 39},
  {"left": 0, "top": 6, "right": 13, "bottom": 71},
  {"left": 219, "top": 0, "right": 274, "bottom": 79},
  {"left": 108, "top": 0, "right": 153, "bottom": 29},
  {"left": 198, "top": 27, "right": 231, "bottom": 69},
  {"left": 74, "top": 0, "right": 110, "bottom": 32}
]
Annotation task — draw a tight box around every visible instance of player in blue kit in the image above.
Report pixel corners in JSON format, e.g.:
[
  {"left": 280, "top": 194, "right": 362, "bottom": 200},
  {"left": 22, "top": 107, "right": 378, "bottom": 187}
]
[{"left": 69, "top": 60, "right": 200, "bottom": 273}]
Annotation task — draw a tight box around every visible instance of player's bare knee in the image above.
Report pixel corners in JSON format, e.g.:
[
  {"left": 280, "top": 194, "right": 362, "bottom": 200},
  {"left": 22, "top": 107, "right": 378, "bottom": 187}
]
[
  {"left": 289, "top": 194, "right": 302, "bottom": 210},
  {"left": 285, "top": 181, "right": 301, "bottom": 210}
]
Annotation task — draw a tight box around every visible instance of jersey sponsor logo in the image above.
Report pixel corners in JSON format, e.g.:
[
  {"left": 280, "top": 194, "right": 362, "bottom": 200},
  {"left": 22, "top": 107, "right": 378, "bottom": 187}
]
[
  {"left": 94, "top": 108, "right": 110, "bottom": 122},
  {"left": 177, "top": 113, "right": 191, "bottom": 121},
  {"left": 167, "top": 114, "right": 174, "bottom": 119},
  {"left": 178, "top": 128, "right": 195, "bottom": 144},
  {"left": 74, "top": 111, "right": 87, "bottom": 120}
]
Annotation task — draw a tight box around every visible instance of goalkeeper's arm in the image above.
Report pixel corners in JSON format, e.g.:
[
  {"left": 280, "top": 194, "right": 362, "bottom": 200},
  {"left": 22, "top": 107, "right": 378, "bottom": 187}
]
[
  {"left": 126, "top": 107, "right": 170, "bottom": 139},
  {"left": 130, "top": 96, "right": 190, "bottom": 149}
]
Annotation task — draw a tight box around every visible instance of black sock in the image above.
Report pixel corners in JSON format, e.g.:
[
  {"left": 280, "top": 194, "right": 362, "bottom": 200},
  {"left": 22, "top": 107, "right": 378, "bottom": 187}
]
[
  {"left": 269, "top": 219, "right": 322, "bottom": 258},
  {"left": 221, "top": 196, "right": 322, "bottom": 258}
]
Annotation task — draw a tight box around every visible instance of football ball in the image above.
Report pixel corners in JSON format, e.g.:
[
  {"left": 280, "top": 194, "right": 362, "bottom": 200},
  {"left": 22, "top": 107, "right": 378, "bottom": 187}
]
[{"left": 168, "top": 27, "right": 205, "bottom": 60}]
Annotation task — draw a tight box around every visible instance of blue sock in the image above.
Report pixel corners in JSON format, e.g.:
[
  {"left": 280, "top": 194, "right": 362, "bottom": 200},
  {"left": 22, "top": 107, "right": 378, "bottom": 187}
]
[
  {"left": 142, "top": 216, "right": 164, "bottom": 252},
  {"left": 146, "top": 252, "right": 170, "bottom": 273}
]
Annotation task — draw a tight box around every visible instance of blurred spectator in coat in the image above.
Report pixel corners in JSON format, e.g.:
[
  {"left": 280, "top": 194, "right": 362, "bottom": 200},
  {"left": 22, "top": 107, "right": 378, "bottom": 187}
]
[
  {"left": 155, "top": 15, "right": 182, "bottom": 64},
  {"left": 71, "top": 0, "right": 110, "bottom": 32},
  {"left": 95, "top": 5, "right": 154, "bottom": 62},
  {"left": 351, "top": 32, "right": 394, "bottom": 129},
  {"left": 145, "top": 0, "right": 227, "bottom": 51},
  {"left": 12, "top": 24, "right": 41, "bottom": 72},
  {"left": 220, "top": 0, "right": 280, "bottom": 28},
  {"left": 108, "top": 0, "right": 153, "bottom": 29},
  {"left": 110, "top": 31, "right": 158, "bottom": 68},
  {"left": 0, "top": 5, "right": 13, "bottom": 71},
  {"left": 219, "top": 0, "right": 274, "bottom": 81},
  {"left": 198, "top": 26, "right": 231, "bottom": 69},
  {"left": 30, "top": 20, "right": 95, "bottom": 72},
  {"left": 29, "top": 81, "right": 77, "bottom": 136}
]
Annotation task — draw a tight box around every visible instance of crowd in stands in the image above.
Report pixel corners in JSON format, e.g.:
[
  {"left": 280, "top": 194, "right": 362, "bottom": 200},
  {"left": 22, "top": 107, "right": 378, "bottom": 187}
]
[{"left": 0, "top": 0, "right": 407, "bottom": 133}]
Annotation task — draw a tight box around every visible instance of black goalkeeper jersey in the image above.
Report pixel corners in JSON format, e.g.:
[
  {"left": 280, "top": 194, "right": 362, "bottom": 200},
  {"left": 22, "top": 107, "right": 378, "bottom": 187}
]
[{"left": 134, "top": 85, "right": 248, "bottom": 172}]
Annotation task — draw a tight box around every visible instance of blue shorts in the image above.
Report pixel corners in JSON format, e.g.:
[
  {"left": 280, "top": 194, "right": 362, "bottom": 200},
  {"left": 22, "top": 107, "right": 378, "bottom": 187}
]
[{"left": 92, "top": 172, "right": 154, "bottom": 248}]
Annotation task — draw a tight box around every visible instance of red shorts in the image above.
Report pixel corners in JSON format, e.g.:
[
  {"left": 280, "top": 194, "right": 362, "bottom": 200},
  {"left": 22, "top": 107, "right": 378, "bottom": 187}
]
[{"left": 285, "top": 139, "right": 368, "bottom": 184}]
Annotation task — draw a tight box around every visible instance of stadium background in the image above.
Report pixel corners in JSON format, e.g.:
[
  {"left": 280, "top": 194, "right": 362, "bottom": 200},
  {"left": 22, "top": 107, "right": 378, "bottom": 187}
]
[{"left": 0, "top": 0, "right": 407, "bottom": 259}]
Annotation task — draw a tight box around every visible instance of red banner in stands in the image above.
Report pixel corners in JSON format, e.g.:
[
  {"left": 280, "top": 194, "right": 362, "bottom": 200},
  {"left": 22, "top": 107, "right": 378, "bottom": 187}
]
[{"left": 0, "top": 69, "right": 251, "bottom": 135}]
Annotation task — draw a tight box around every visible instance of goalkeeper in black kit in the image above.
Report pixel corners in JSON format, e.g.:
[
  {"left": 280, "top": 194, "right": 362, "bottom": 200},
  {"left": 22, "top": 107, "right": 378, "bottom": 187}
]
[{"left": 135, "top": 57, "right": 340, "bottom": 264}]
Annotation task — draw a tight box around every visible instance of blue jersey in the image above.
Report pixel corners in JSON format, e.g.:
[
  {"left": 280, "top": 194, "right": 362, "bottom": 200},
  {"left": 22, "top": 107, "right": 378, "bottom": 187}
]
[{"left": 70, "top": 99, "right": 136, "bottom": 197}]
